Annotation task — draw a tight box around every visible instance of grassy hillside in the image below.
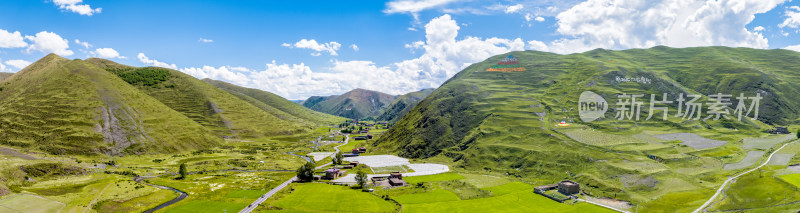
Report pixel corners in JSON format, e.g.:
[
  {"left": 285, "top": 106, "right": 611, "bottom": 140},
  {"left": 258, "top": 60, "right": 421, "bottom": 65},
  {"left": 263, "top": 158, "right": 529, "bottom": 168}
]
[
  {"left": 302, "top": 88, "right": 397, "bottom": 120},
  {"left": 87, "top": 58, "right": 306, "bottom": 138},
  {"left": 201, "top": 79, "right": 344, "bottom": 125},
  {"left": 0, "top": 72, "right": 12, "bottom": 82},
  {"left": 377, "top": 88, "right": 434, "bottom": 123},
  {"left": 374, "top": 46, "right": 800, "bottom": 210},
  {"left": 0, "top": 54, "right": 220, "bottom": 155}
]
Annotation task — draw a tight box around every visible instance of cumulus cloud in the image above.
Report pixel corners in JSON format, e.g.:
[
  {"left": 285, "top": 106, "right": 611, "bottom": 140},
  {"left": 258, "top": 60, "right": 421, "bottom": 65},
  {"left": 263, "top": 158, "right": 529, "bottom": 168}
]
[
  {"left": 753, "top": 26, "right": 765, "bottom": 31},
  {"left": 198, "top": 38, "right": 214, "bottom": 43},
  {"left": 530, "top": 0, "right": 784, "bottom": 54},
  {"left": 284, "top": 39, "right": 342, "bottom": 56},
  {"left": 0, "top": 59, "right": 7, "bottom": 72},
  {"left": 92, "top": 48, "right": 125, "bottom": 59},
  {"left": 779, "top": 6, "right": 800, "bottom": 28},
  {"left": 24, "top": 31, "right": 74, "bottom": 56},
  {"left": 167, "top": 14, "right": 523, "bottom": 100},
  {"left": 137, "top": 53, "right": 177, "bottom": 69},
  {"left": 74, "top": 39, "right": 91, "bottom": 49},
  {"left": 5, "top": 59, "right": 31, "bottom": 69},
  {"left": 53, "top": 0, "right": 102, "bottom": 16},
  {"left": 351, "top": 44, "right": 359, "bottom": 51},
  {"left": 535, "top": 16, "right": 545, "bottom": 22},
  {"left": 0, "top": 29, "right": 27, "bottom": 48},
  {"left": 784, "top": 44, "right": 800, "bottom": 52},
  {"left": 505, "top": 4, "right": 524, "bottom": 14},
  {"left": 384, "top": 0, "right": 457, "bottom": 14}
]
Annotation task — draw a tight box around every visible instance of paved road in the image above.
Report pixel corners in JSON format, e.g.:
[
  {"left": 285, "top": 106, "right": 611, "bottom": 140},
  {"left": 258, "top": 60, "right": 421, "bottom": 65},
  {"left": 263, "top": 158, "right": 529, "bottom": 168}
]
[
  {"left": 692, "top": 139, "right": 797, "bottom": 213},
  {"left": 239, "top": 134, "right": 349, "bottom": 213}
]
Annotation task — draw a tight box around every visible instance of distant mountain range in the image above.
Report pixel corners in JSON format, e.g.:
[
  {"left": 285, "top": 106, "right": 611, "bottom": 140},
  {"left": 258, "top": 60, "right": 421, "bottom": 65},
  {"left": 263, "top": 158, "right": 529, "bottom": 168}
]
[
  {"left": 0, "top": 54, "right": 343, "bottom": 156},
  {"left": 301, "top": 88, "right": 434, "bottom": 120},
  {"left": 377, "top": 88, "right": 434, "bottom": 123}
]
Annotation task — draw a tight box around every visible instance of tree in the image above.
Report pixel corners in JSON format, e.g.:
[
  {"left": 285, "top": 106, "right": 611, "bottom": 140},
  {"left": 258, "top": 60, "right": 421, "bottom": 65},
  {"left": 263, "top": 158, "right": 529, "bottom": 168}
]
[
  {"left": 179, "top": 163, "right": 187, "bottom": 180},
  {"left": 296, "top": 161, "right": 316, "bottom": 182},
  {"left": 796, "top": 130, "right": 799, "bottom": 139},
  {"left": 335, "top": 152, "right": 344, "bottom": 165},
  {"left": 331, "top": 156, "right": 338, "bottom": 166},
  {"left": 355, "top": 169, "right": 368, "bottom": 189}
]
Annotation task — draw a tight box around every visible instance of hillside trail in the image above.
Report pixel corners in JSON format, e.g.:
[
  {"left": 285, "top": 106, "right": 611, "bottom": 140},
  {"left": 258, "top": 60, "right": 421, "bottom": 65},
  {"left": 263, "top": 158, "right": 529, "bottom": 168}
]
[{"left": 693, "top": 139, "right": 797, "bottom": 213}]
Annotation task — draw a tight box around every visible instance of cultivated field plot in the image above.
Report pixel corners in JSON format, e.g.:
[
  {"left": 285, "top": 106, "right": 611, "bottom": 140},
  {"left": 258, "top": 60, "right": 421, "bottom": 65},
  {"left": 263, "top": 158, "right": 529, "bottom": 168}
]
[
  {"left": 272, "top": 184, "right": 395, "bottom": 212},
  {"left": 393, "top": 189, "right": 461, "bottom": 204},
  {"left": 0, "top": 194, "right": 64, "bottom": 213},
  {"left": 780, "top": 174, "right": 800, "bottom": 188},
  {"left": 743, "top": 134, "right": 795, "bottom": 150},
  {"left": 652, "top": 133, "right": 727, "bottom": 149},
  {"left": 460, "top": 174, "right": 510, "bottom": 188},
  {"left": 402, "top": 190, "right": 614, "bottom": 213},
  {"left": 563, "top": 129, "right": 651, "bottom": 146},
  {"left": 724, "top": 151, "right": 764, "bottom": 170},
  {"left": 403, "top": 173, "right": 465, "bottom": 184},
  {"left": 482, "top": 182, "right": 533, "bottom": 196},
  {"left": 306, "top": 152, "right": 333, "bottom": 162},
  {"left": 607, "top": 161, "right": 668, "bottom": 174},
  {"left": 769, "top": 154, "right": 795, "bottom": 166}
]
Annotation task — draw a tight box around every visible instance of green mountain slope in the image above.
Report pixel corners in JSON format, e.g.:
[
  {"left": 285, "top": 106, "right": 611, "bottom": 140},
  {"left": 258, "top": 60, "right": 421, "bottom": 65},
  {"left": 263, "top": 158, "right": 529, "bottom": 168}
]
[
  {"left": 377, "top": 88, "right": 434, "bottom": 123},
  {"left": 0, "top": 72, "right": 12, "bottom": 82},
  {"left": 302, "top": 88, "right": 397, "bottom": 120},
  {"left": 374, "top": 46, "right": 800, "bottom": 207},
  {"left": 87, "top": 58, "right": 306, "bottom": 138},
  {"left": 201, "top": 79, "right": 345, "bottom": 125},
  {"left": 0, "top": 54, "right": 220, "bottom": 155}
]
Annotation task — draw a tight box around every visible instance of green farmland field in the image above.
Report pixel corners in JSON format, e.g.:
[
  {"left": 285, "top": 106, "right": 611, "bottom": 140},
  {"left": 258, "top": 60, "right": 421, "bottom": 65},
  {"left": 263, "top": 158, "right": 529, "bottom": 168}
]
[
  {"left": 403, "top": 191, "right": 614, "bottom": 213},
  {"left": 272, "top": 184, "right": 396, "bottom": 212},
  {"left": 393, "top": 189, "right": 461, "bottom": 204},
  {"left": 403, "top": 173, "right": 465, "bottom": 184}
]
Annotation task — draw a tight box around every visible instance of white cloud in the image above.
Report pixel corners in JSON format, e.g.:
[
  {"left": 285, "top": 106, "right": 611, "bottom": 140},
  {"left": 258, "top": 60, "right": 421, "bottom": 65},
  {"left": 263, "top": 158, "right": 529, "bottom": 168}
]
[
  {"left": 505, "top": 4, "right": 524, "bottom": 14},
  {"left": 779, "top": 6, "right": 800, "bottom": 28},
  {"left": 351, "top": 44, "right": 359, "bottom": 51},
  {"left": 532, "top": 0, "right": 784, "bottom": 54},
  {"left": 74, "top": 39, "right": 91, "bottom": 49},
  {"left": 784, "top": 44, "right": 800, "bottom": 52},
  {"left": 137, "top": 53, "right": 177, "bottom": 69},
  {"left": 198, "top": 38, "right": 214, "bottom": 43},
  {"left": 754, "top": 26, "right": 765, "bottom": 31},
  {"left": 384, "top": 0, "right": 457, "bottom": 14},
  {"left": 53, "top": 0, "right": 102, "bottom": 16},
  {"left": 284, "top": 39, "right": 342, "bottom": 56},
  {"left": 172, "top": 14, "right": 523, "bottom": 100},
  {"left": 527, "top": 40, "right": 549, "bottom": 51},
  {"left": 5, "top": 59, "right": 31, "bottom": 69},
  {"left": 0, "top": 29, "right": 27, "bottom": 48},
  {"left": 93, "top": 48, "right": 126, "bottom": 59},
  {"left": 0, "top": 59, "right": 7, "bottom": 72},
  {"left": 408, "top": 27, "right": 418, "bottom": 31},
  {"left": 535, "top": 16, "right": 545, "bottom": 22},
  {"left": 24, "top": 31, "right": 74, "bottom": 56}
]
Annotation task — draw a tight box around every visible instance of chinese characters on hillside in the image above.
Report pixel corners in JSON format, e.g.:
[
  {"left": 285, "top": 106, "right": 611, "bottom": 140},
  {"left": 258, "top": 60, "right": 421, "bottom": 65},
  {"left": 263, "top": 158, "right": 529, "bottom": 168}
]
[{"left": 612, "top": 93, "right": 762, "bottom": 121}]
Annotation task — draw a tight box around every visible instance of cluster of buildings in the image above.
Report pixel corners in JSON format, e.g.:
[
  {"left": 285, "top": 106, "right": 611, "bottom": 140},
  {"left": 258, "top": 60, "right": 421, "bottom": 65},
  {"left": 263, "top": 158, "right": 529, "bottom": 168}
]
[
  {"left": 534, "top": 180, "right": 581, "bottom": 202},
  {"left": 371, "top": 171, "right": 406, "bottom": 187}
]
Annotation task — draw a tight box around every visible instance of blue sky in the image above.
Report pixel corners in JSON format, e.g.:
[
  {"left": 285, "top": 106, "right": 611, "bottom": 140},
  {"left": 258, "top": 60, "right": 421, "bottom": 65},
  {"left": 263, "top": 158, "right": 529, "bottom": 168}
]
[{"left": 1, "top": 0, "right": 799, "bottom": 99}]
